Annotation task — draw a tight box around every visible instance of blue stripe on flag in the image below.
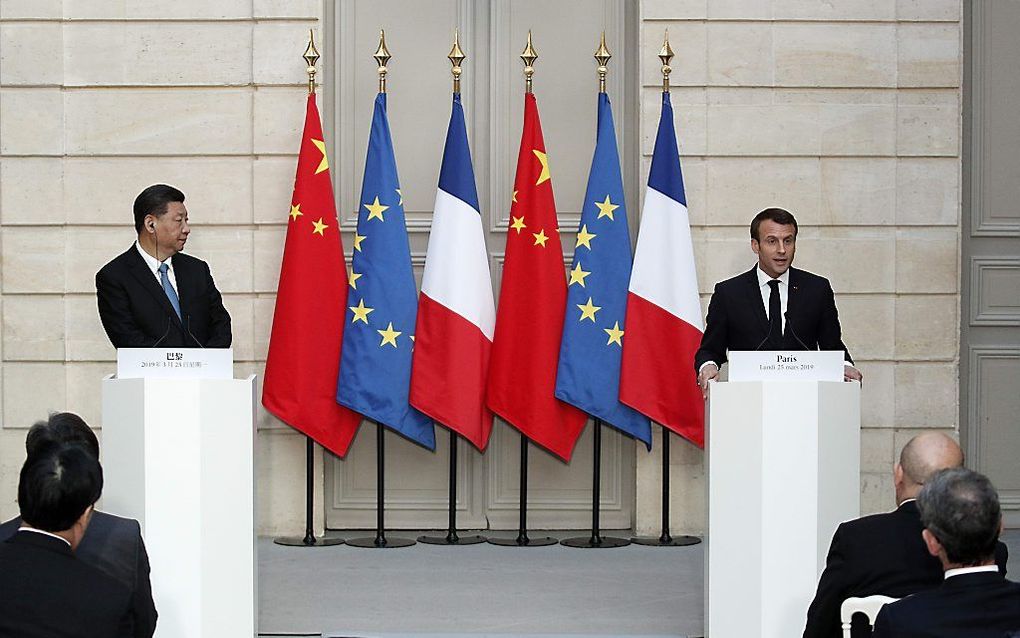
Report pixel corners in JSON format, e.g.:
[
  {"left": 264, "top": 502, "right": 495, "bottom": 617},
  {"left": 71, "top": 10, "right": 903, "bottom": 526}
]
[
  {"left": 438, "top": 94, "right": 480, "bottom": 213},
  {"left": 647, "top": 92, "right": 686, "bottom": 207}
]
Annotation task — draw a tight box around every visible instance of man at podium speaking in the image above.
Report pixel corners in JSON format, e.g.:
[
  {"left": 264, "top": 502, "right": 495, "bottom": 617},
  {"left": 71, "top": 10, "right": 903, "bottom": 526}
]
[
  {"left": 695, "top": 207, "right": 861, "bottom": 395},
  {"left": 96, "top": 184, "right": 231, "bottom": 349}
]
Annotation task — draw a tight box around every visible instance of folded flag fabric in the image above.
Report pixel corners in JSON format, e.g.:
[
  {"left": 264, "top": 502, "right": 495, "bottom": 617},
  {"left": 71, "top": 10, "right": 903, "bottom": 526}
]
[
  {"left": 486, "top": 92, "right": 587, "bottom": 462},
  {"left": 620, "top": 90, "right": 705, "bottom": 447},
  {"left": 263, "top": 93, "right": 362, "bottom": 457},
  {"left": 556, "top": 92, "right": 652, "bottom": 449},
  {"left": 337, "top": 92, "right": 435, "bottom": 450},
  {"left": 411, "top": 92, "right": 496, "bottom": 451}
]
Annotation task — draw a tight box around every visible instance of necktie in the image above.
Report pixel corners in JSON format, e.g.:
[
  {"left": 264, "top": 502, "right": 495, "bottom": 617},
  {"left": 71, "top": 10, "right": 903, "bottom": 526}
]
[
  {"left": 767, "top": 279, "right": 782, "bottom": 348},
  {"left": 159, "top": 262, "right": 182, "bottom": 320}
]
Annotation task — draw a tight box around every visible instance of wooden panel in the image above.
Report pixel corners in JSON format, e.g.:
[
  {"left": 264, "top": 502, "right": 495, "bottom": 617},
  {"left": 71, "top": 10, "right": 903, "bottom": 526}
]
[
  {"left": 970, "top": 258, "right": 1020, "bottom": 326},
  {"left": 967, "top": 348, "right": 1020, "bottom": 522}
]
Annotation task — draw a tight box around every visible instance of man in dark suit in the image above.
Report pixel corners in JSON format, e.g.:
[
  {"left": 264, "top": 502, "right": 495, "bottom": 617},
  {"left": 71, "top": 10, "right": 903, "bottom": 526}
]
[
  {"left": 803, "top": 432, "right": 1009, "bottom": 638},
  {"left": 872, "top": 467, "right": 1020, "bottom": 637},
  {"left": 0, "top": 442, "right": 133, "bottom": 637},
  {"left": 0, "top": 413, "right": 157, "bottom": 638},
  {"left": 695, "top": 207, "right": 861, "bottom": 396},
  {"left": 96, "top": 183, "right": 231, "bottom": 348}
]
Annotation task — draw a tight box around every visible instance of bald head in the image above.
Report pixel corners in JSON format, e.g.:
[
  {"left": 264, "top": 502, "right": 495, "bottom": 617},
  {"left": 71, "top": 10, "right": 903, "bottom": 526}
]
[{"left": 897, "top": 433, "right": 964, "bottom": 499}]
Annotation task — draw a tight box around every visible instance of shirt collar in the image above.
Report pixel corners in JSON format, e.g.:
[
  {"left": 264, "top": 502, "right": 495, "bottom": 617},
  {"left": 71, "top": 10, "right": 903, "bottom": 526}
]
[
  {"left": 18, "top": 525, "right": 72, "bottom": 547},
  {"left": 945, "top": 565, "right": 998, "bottom": 580},
  {"left": 135, "top": 239, "right": 172, "bottom": 274},
  {"left": 756, "top": 265, "right": 790, "bottom": 288}
]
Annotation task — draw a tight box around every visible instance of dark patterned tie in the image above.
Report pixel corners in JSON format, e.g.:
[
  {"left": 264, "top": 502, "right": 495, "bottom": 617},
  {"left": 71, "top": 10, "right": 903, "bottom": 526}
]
[{"left": 767, "top": 279, "right": 782, "bottom": 348}]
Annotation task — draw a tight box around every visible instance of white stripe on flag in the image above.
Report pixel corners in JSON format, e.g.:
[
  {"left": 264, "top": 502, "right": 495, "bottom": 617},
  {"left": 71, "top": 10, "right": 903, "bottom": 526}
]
[
  {"left": 628, "top": 187, "right": 704, "bottom": 331},
  {"left": 420, "top": 188, "right": 496, "bottom": 340}
]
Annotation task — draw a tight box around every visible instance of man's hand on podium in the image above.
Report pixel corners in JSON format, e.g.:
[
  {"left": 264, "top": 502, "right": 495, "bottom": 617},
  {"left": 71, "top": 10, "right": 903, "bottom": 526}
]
[
  {"left": 698, "top": 363, "right": 719, "bottom": 399},
  {"left": 844, "top": 364, "right": 863, "bottom": 383}
]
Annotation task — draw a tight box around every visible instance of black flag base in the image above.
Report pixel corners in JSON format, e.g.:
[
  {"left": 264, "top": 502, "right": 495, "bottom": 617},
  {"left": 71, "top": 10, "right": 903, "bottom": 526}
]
[
  {"left": 347, "top": 534, "right": 416, "bottom": 548},
  {"left": 346, "top": 424, "right": 416, "bottom": 549},
  {"left": 488, "top": 533, "right": 557, "bottom": 547},
  {"left": 561, "top": 534, "right": 629, "bottom": 548},
  {"left": 274, "top": 534, "right": 344, "bottom": 547},
  {"left": 630, "top": 533, "right": 701, "bottom": 547},
  {"left": 418, "top": 532, "right": 486, "bottom": 545}
]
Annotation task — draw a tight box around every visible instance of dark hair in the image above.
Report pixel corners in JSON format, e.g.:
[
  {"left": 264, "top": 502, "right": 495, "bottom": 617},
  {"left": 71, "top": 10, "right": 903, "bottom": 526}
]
[
  {"left": 750, "top": 207, "right": 798, "bottom": 241},
  {"left": 18, "top": 442, "right": 103, "bottom": 532},
  {"left": 133, "top": 184, "right": 185, "bottom": 233},
  {"left": 25, "top": 412, "right": 100, "bottom": 461},
  {"left": 918, "top": 467, "right": 1001, "bottom": 566}
]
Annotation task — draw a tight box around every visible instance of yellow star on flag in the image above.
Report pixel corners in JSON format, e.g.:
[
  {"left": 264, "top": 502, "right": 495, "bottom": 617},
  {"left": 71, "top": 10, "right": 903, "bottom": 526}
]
[
  {"left": 377, "top": 322, "right": 401, "bottom": 347},
  {"left": 595, "top": 195, "right": 619, "bottom": 221},
  {"left": 568, "top": 262, "right": 591, "bottom": 287},
  {"left": 364, "top": 196, "right": 389, "bottom": 222},
  {"left": 577, "top": 297, "right": 601, "bottom": 322},
  {"left": 604, "top": 321, "right": 624, "bottom": 346},
  {"left": 311, "top": 218, "right": 328, "bottom": 236},
  {"left": 510, "top": 216, "right": 526, "bottom": 234},
  {"left": 312, "top": 139, "right": 329, "bottom": 174},
  {"left": 353, "top": 232, "right": 366, "bottom": 252},
  {"left": 350, "top": 299, "right": 374, "bottom": 324},
  {"left": 289, "top": 204, "right": 303, "bottom": 221},
  {"left": 512, "top": 190, "right": 518, "bottom": 204},
  {"left": 348, "top": 270, "right": 362, "bottom": 290},
  {"left": 575, "top": 225, "right": 597, "bottom": 250},
  {"left": 532, "top": 149, "right": 551, "bottom": 185},
  {"left": 532, "top": 228, "right": 549, "bottom": 247}
]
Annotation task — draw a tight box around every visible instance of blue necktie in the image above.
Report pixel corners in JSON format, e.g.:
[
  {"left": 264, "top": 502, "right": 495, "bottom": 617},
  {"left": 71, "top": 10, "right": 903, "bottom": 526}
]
[{"left": 159, "top": 262, "right": 182, "bottom": 320}]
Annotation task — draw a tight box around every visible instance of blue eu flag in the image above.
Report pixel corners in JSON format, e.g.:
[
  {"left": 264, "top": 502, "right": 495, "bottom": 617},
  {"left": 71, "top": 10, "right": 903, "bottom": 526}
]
[
  {"left": 337, "top": 93, "right": 435, "bottom": 450},
  {"left": 555, "top": 93, "right": 651, "bottom": 448}
]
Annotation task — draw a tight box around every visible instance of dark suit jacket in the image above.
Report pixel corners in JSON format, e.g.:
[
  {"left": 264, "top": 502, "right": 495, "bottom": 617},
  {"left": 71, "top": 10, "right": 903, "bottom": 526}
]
[
  {"left": 1, "top": 513, "right": 157, "bottom": 638},
  {"left": 695, "top": 266, "right": 852, "bottom": 371},
  {"left": 872, "top": 571, "right": 1020, "bottom": 637},
  {"left": 0, "top": 530, "right": 133, "bottom": 638},
  {"left": 803, "top": 500, "right": 1009, "bottom": 638},
  {"left": 95, "top": 244, "right": 231, "bottom": 348}
]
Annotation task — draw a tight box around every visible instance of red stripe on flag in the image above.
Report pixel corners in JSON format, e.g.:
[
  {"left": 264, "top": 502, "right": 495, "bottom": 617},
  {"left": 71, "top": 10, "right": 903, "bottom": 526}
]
[
  {"left": 411, "top": 293, "right": 494, "bottom": 451},
  {"left": 620, "top": 292, "right": 705, "bottom": 447}
]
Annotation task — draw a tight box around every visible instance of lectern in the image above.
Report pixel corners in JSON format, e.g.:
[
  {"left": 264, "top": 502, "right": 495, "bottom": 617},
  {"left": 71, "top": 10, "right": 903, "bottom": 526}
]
[
  {"left": 705, "top": 352, "right": 860, "bottom": 637},
  {"left": 101, "top": 348, "right": 256, "bottom": 638}
]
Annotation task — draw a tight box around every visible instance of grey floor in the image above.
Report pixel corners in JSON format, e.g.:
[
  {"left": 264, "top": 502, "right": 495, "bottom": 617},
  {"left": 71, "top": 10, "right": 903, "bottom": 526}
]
[{"left": 258, "top": 530, "right": 1020, "bottom": 638}]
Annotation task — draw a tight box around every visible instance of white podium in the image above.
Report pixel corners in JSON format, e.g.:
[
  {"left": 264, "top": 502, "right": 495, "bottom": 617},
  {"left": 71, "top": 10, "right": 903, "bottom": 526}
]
[
  {"left": 706, "top": 380, "right": 860, "bottom": 638},
  {"left": 101, "top": 373, "right": 257, "bottom": 638}
]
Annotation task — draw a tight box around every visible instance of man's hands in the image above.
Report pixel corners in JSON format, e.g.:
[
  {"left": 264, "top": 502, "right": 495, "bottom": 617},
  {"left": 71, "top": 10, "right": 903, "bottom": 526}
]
[
  {"left": 698, "top": 363, "right": 719, "bottom": 399},
  {"left": 844, "top": 364, "right": 862, "bottom": 383}
]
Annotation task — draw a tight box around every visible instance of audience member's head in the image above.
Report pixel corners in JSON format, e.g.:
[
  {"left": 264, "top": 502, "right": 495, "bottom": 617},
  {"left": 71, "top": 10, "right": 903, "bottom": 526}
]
[
  {"left": 25, "top": 412, "right": 100, "bottom": 460},
  {"left": 18, "top": 442, "right": 103, "bottom": 550},
  {"left": 918, "top": 467, "right": 1002, "bottom": 569},
  {"left": 894, "top": 432, "right": 964, "bottom": 503}
]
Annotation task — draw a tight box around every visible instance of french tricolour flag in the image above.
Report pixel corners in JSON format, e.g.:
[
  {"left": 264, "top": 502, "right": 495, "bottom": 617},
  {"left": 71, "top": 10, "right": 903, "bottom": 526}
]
[
  {"left": 620, "top": 91, "right": 705, "bottom": 447},
  {"left": 410, "top": 92, "right": 496, "bottom": 451}
]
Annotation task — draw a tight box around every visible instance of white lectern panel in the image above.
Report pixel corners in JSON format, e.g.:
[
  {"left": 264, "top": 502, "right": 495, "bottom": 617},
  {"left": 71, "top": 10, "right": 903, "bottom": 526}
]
[
  {"left": 101, "top": 375, "right": 257, "bottom": 638},
  {"left": 706, "top": 380, "right": 860, "bottom": 638}
]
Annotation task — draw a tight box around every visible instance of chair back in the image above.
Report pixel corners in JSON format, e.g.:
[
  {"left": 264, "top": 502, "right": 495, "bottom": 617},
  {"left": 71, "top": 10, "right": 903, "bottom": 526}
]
[{"left": 840, "top": 595, "right": 898, "bottom": 637}]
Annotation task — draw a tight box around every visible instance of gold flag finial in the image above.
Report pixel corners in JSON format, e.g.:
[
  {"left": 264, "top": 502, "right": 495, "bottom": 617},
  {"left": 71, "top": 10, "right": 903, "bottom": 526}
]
[
  {"left": 303, "top": 29, "right": 319, "bottom": 94},
  {"left": 520, "top": 30, "right": 538, "bottom": 93},
  {"left": 449, "top": 28, "right": 466, "bottom": 94},
  {"left": 594, "top": 31, "right": 611, "bottom": 93},
  {"left": 658, "top": 29, "right": 674, "bottom": 92},
  {"left": 374, "top": 29, "right": 391, "bottom": 93}
]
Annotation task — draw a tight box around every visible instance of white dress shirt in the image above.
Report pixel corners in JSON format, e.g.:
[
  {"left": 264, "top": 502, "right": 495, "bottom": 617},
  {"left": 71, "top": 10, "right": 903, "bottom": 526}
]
[
  {"left": 18, "top": 525, "right": 71, "bottom": 547},
  {"left": 135, "top": 240, "right": 179, "bottom": 295},
  {"left": 756, "top": 265, "right": 789, "bottom": 333},
  {"left": 944, "top": 564, "right": 999, "bottom": 580}
]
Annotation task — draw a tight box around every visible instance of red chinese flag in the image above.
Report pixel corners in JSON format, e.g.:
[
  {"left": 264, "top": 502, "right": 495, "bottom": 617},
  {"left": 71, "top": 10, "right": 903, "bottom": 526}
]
[
  {"left": 486, "top": 93, "right": 587, "bottom": 462},
  {"left": 262, "top": 94, "right": 362, "bottom": 457}
]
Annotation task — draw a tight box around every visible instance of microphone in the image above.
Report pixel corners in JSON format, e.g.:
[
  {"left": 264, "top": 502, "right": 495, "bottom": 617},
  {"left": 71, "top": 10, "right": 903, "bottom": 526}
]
[
  {"left": 784, "top": 311, "right": 810, "bottom": 350},
  {"left": 754, "top": 314, "right": 775, "bottom": 351},
  {"left": 185, "top": 315, "right": 204, "bottom": 348},
  {"left": 152, "top": 316, "right": 171, "bottom": 347}
]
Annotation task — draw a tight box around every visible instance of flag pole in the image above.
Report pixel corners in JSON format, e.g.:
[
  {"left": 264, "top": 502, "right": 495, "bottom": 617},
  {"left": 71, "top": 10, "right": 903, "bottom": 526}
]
[
  {"left": 272, "top": 29, "right": 344, "bottom": 548},
  {"left": 488, "top": 30, "right": 557, "bottom": 548},
  {"left": 346, "top": 29, "right": 415, "bottom": 549},
  {"left": 562, "top": 34, "right": 630, "bottom": 549},
  {"left": 418, "top": 29, "right": 486, "bottom": 546},
  {"left": 630, "top": 30, "right": 701, "bottom": 548}
]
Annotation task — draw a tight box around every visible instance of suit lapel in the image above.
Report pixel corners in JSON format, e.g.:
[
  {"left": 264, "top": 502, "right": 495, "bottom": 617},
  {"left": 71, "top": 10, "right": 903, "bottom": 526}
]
[
  {"left": 744, "top": 266, "right": 768, "bottom": 332},
  {"left": 125, "top": 246, "right": 183, "bottom": 328},
  {"left": 786, "top": 268, "right": 801, "bottom": 337}
]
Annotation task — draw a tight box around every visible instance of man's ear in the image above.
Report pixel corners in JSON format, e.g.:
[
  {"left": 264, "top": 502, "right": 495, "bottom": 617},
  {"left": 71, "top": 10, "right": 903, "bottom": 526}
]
[
  {"left": 922, "top": 528, "right": 942, "bottom": 558},
  {"left": 751, "top": 238, "right": 760, "bottom": 255},
  {"left": 893, "top": 463, "right": 904, "bottom": 485}
]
